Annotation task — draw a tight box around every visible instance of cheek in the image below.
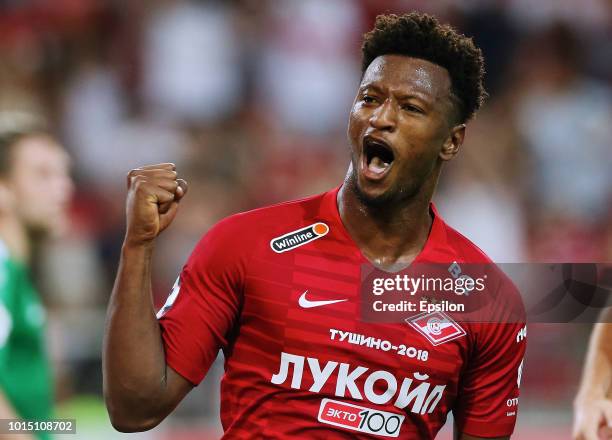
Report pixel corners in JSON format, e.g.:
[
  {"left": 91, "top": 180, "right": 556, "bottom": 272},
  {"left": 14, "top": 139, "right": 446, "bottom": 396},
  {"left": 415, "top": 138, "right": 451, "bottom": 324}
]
[
  {"left": 398, "top": 145, "right": 429, "bottom": 171},
  {"left": 397, "top": 119, "right": 446, "bottom": 158},
  {"left": 394, "top": 134, "right": 442, "bottom": 179},
  {"left": 15, "top": 177, "right": 58, "bottom": 214},
  {"left": 347, "top": 107, "right": 366, "bottom": 143}
]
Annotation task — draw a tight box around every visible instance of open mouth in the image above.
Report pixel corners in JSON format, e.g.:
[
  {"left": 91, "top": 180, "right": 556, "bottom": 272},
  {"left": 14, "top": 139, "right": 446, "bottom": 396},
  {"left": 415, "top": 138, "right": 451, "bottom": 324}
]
[{"left": 362, "top": 136, "right": 395, "bottom": 178}]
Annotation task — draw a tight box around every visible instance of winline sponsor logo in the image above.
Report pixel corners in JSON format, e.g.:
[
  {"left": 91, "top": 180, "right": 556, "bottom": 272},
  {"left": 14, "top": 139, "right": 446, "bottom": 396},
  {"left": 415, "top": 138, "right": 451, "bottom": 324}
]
[{"left": 270, "top": 222, "right": 329, "bottom": 253}]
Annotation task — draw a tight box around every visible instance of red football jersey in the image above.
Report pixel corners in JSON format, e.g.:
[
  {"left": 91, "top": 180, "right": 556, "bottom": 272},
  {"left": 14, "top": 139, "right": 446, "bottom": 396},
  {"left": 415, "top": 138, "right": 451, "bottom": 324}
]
[{"left": 157, "top": 186, "right": 526, "bottom": 439}]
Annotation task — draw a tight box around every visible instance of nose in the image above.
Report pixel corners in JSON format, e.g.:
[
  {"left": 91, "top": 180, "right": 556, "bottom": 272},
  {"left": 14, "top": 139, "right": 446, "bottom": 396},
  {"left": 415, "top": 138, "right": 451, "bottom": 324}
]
[{"left": 369, "top": 99, "right": 396, "bottom": 132}]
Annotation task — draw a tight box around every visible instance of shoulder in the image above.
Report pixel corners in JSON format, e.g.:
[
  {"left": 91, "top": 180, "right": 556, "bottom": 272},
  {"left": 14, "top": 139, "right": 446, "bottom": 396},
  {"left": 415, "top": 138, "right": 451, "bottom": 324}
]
[
  {"left": 228, "top": 191, "right": 328, "bottom": 225},
  {"left": 439, "top": 220, "right": 494, "bottom": 264},
  {"left": 0, "top": 241, "right": 16, "bottom": 342},
  {"left": 0, "top": 241, "right": 14, "bottom": 296},
  {"left": 438, "top": 220, "right": 525, "bottom": 321},
  {"left": 189, "top": 190, "right": 331, "bottom": 261}
]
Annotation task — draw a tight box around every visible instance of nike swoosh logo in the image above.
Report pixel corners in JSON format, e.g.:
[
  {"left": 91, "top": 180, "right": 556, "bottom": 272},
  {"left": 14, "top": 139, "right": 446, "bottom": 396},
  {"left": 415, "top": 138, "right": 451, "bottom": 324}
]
[{"left": 298, "top": 290, "right": 348, "bottom": 308}]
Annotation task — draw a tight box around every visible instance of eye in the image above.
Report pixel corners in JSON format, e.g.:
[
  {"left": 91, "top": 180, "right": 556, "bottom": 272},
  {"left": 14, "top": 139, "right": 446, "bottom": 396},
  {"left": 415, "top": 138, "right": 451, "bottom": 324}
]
[
  {"left": 401, "top": 104, "right": 424, "bottom": 114},
  {"left": 362, "top": 95, "right": 376, "bottom": 104}
]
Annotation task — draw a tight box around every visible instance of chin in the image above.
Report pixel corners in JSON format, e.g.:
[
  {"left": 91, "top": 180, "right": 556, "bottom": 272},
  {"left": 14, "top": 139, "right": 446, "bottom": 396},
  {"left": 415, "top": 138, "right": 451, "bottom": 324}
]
[
  {"left": 47, "top": 219, "right": 69, "bottom": 238},
  {"left": 354, "top": 178, "right": 398, "bottom": 208},
  {"left": 28, "top": 217, "right": 68, "bottom": 239},
  {"left": 352, "top": 172, "right": 423, "bottom": 210}
]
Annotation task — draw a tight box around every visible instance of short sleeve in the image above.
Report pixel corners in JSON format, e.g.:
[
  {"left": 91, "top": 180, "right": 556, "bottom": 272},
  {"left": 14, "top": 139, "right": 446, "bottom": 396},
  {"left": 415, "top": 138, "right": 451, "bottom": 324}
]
[
  {"left": 157, "top": 217, "right": 246, "bottom": 386},
  {"left": 453, "top": 279, "right": 527, "bottom": 437}
]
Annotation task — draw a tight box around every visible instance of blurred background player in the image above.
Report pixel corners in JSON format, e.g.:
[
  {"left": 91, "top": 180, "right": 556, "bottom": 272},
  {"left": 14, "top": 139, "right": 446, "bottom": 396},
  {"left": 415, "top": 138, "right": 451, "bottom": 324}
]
[
  {"left": 574, "top": 310, "right": 612, "bottom": 440},
  {"left": 0, "top": 113, "right": 74, "bottom": 440}
]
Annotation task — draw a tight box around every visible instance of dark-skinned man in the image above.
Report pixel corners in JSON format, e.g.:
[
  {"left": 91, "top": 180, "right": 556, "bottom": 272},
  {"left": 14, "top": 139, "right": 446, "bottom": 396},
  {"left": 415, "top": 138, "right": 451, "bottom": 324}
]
[{"left": 104, "top": 13, "right": 526, "bottom": 439}]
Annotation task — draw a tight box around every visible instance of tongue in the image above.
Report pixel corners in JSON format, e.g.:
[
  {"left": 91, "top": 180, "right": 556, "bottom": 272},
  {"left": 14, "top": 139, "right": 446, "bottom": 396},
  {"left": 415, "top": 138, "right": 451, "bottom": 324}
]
[{"left": 368, "top": 156, "right": 390, "bottom": 174}]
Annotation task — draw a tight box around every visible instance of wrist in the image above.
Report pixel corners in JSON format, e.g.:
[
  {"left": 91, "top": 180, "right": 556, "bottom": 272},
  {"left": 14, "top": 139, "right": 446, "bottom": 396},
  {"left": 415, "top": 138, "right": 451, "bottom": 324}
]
[
  {"left": 122, "top": 237, "right": 155, "bottom": 255},
  {"left": 575, "top": 387, "right": 606, "bottom": 405}
]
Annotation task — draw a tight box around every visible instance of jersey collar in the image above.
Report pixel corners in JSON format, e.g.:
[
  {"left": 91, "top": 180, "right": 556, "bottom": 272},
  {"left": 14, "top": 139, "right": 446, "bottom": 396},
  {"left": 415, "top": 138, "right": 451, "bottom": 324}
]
[{"left": 322, "top": 185, "right": 451, "bottom": 266}]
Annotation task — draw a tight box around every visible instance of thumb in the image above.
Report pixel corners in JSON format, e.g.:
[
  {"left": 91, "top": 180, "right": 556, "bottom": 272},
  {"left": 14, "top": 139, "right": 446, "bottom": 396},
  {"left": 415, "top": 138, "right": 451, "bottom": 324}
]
[
  {"left": 603, "top": 401, "right": 612, "bottom": 428},
  {"left": 158, "top": 200, "right": 180, "bottom": 232},
  {"left": 175, "top": 179, "right": 188, "bottom": 201}
]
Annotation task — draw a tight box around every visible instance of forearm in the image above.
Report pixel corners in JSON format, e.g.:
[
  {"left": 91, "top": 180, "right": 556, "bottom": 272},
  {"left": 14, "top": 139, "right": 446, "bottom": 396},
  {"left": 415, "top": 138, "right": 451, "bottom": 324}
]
[
  {"left": 102, "top": 242, "right": 168, "bottom": 429},
  {"left": 576, "top": 322, "right": 612, "bottom": 401},
  {"left": 572, "top": 315, "right": 612, "bottom": 439},
  {"left": 103, "top": 164, "right": 192, "bottom": 431}
]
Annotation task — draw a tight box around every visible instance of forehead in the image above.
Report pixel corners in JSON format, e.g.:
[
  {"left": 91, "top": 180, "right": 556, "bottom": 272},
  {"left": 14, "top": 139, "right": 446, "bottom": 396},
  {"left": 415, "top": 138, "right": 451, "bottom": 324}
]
[
  {"left": 361, "top": 55, "right": 452, "bottom": 102},
  {"left": 12, "top": 135, "right": 70, "bottom": 170}
]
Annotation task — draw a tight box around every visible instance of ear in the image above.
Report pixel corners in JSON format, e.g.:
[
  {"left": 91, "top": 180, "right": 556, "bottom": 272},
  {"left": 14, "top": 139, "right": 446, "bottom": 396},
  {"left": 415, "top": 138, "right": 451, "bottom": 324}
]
[{"left": 440, "top": 124, "right": 465, "bottom": 161}]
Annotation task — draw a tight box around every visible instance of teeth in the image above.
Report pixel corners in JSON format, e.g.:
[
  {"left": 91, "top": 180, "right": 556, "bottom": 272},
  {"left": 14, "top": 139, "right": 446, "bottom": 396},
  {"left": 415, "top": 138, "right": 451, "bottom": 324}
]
[{"left": 368, "top": 156, "right": 389, "bottom": 174}]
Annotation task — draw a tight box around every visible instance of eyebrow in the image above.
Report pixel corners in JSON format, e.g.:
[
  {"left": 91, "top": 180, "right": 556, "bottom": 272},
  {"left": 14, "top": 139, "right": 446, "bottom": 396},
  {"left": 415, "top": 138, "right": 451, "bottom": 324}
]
[
  {"left": 395, "top": 93, "right": 432, "bottom": 104},
  {"left": 360, "top": 83, "right": 433, "bottom": 104},
  {"left": 358, "top": 83, "right": 383, "bottom": 93}
]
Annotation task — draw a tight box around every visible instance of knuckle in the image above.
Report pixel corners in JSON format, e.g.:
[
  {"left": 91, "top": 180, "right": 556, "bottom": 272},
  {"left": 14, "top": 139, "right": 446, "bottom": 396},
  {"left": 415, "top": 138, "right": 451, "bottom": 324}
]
[{"left": 133, "top": 177, "right": 148, "bottom": 191}]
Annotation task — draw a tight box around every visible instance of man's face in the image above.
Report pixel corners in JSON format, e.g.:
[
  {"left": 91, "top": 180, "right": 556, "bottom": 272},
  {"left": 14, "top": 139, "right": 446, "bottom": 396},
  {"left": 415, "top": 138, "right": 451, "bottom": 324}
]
[
  {"left": 7, "top": 135, "right": 74, "bottom": 235},
  {"left": 347, "top": 55, "right": 459, "bottom": 206}
]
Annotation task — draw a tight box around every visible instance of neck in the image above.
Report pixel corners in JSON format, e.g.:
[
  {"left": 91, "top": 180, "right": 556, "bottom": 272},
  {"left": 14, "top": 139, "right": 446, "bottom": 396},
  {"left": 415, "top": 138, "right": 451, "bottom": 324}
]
[
  {"left": 0, "top": 214, "right": 30, "bottom": 263},
  {"left": 337, "top": 171, "right": 438, "bottom": 272}
]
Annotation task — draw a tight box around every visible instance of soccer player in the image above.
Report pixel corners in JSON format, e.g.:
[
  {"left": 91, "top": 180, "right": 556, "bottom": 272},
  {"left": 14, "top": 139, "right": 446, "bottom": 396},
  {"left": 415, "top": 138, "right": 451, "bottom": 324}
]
[
  {"left": 573, "top": 310, "right": 612, "bottom": 440},
  {"left": 104, "top": 13, "right": 526, "bottom": 439},
  {"left": 0, "top": 113, "right": 74, "bottom": 440}
]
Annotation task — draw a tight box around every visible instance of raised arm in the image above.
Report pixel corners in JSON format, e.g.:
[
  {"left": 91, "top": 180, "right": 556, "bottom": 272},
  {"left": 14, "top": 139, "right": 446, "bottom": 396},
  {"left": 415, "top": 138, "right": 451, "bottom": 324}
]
[
  {"left": 573, "top": 308, "right": 612, "bottom": 440},
  {"left": 102, "top": 163, "right": 192, "bottom": 432}
]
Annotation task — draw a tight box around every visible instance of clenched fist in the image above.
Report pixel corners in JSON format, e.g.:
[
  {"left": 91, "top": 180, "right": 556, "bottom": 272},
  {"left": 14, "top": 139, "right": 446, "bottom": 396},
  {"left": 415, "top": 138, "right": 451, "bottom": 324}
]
[
  {"left": 574, "top": 397, "right": 612, "bottom": 440},
  {"left": 125, "top": 163, "right": 188, "bottom": 246}
]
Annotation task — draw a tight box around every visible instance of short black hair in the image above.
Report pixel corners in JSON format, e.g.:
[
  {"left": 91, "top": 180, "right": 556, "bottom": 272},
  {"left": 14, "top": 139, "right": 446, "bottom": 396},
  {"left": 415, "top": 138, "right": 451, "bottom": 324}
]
[{"left": 361, "top": 13, "right": 487, "bottom": 123}]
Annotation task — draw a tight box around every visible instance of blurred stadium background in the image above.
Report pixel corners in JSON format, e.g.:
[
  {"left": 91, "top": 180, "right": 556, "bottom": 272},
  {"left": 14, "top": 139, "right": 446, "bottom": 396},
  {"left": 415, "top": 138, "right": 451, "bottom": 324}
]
[{"left": 1, "top": 0, "right": 611, "bottom": 438}]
